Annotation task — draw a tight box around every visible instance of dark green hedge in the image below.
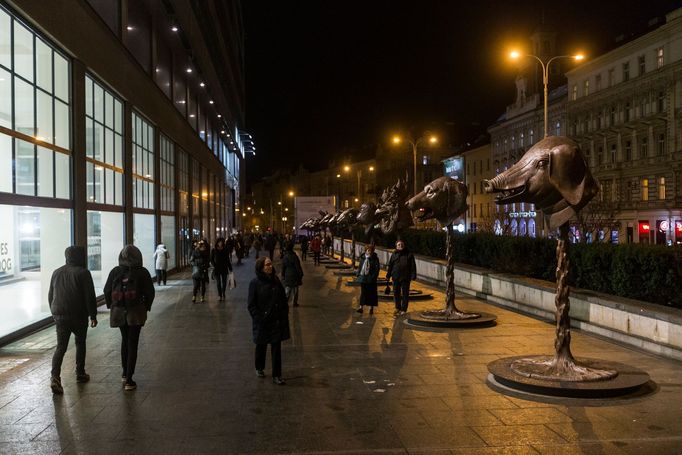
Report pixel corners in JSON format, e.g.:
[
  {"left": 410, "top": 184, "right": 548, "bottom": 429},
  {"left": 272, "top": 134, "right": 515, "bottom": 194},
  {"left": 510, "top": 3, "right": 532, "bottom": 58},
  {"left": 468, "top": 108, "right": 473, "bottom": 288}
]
[{"left": 344, "top": 228, "right": 682, "bottom": 308}]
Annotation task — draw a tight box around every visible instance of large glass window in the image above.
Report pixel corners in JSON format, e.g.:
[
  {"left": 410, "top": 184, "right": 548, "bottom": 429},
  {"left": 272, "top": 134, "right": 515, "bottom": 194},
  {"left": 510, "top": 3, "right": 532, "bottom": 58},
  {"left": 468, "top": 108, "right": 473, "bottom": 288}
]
[
  {"left": 0, "top": 205, "right": 71, "bottom": 339},
  {"left": 161, "top": 215, "right": 176, "bottom": 270},
  {"left": 87, "top": 210, "right": 124, "bottom": 295},
  {"left": 132, "top": 112, "right": 155, "bottom": 209},
  {"left": 85, "top": 75, "right": 124, "bottom": 205},
  {"left": 0, "top": 5, "right": 71, "bottom": 199},
  {"left": 133, "top": 213, "right": 155, "bottom": 277},
  {"left": 159, "top": 134, "right": 175, "bottom": 212}
]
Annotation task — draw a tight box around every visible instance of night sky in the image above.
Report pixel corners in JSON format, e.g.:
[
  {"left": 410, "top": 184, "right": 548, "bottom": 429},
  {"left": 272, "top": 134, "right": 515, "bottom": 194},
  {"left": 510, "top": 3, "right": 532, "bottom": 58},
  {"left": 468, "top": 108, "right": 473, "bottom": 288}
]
[{"left": 243, "top": 0, "right": 681, "bottom": 184}]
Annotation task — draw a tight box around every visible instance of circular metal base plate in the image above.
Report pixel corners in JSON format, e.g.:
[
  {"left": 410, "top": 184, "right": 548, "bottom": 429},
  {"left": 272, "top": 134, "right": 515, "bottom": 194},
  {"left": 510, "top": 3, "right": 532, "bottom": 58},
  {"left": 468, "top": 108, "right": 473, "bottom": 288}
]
[
  {"left": 333, "top": 269, "right": 358, "bottom": 276},
  {"left": 325, "top": 264, "right": 351, "bottom": 269},
  {"left": 378, "top": 291, "right": 433, "bottom": 301},
  {"left": 487, "top": 356, "right": 651, "bottom": 399},
  {"left": 345, "top": 279, "right": 390, "bottom": 287},
  {"left": 405, "top": 311, "right": 497, "bottom": 328}
]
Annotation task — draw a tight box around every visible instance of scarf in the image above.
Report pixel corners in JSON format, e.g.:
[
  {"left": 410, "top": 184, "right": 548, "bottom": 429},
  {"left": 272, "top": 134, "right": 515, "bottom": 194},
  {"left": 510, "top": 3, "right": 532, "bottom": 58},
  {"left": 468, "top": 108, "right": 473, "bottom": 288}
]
[{"left": 360, "top": 253, "right": 371, "bottom": 275}]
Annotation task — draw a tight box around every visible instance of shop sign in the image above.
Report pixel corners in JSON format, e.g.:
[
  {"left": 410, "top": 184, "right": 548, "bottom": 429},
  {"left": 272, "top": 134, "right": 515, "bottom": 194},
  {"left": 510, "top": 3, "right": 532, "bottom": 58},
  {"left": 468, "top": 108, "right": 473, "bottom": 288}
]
[{"left": 509, "top": 211, "right": 537, "bottom": 218}]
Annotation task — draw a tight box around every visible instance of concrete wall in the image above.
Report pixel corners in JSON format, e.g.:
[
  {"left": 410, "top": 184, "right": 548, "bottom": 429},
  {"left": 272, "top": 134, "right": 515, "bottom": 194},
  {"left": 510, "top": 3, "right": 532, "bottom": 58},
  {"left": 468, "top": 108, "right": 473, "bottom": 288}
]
[{"left": 334, "top": 238, "right": 682, "bottom": 361}]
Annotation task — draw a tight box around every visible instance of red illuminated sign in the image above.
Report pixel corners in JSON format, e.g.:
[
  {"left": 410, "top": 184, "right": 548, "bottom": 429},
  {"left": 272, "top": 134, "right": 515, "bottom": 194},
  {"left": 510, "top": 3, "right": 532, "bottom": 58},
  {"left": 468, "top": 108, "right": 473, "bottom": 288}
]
[
  {"left": 676, "top": 221, "right": 682, "bottom": 233},
  {"left": 638, "top": 221, "right": 650, "bottom": 234}
]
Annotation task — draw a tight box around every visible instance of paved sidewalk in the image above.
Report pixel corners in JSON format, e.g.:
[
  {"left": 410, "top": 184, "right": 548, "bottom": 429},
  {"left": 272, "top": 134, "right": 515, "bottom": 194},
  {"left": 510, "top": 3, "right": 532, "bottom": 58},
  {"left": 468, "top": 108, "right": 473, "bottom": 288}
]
[{"left": 0, "top": 250, "right": 681, "bottom": 454}]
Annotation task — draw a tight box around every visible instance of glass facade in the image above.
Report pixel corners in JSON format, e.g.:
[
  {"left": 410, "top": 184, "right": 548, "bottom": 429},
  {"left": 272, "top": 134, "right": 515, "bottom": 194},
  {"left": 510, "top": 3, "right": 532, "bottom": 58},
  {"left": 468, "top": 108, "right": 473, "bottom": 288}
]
[{"left": 0, "top": 2, "right": 242, "bottom": 340}]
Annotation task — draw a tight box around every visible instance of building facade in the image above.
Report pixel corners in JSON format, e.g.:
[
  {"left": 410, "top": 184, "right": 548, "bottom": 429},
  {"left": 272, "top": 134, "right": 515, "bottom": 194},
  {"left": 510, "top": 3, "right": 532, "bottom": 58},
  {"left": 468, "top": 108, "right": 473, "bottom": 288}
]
[
  {"left": 0, "top": 0, "right": 246, "bottom": 341},
  {"left": 461, "top": 144, "right": 496, "bottom": 233},
  {"left": 566, "top": 8, "right": 682, "bottom": 244}
]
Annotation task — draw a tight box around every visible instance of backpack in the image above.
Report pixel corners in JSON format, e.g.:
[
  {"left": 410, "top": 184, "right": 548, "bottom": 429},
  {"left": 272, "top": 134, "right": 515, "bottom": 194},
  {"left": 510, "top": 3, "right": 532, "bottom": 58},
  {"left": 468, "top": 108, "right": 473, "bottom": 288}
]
[{"left": 111, "top": 271, "right": 139, "bottom": 307}]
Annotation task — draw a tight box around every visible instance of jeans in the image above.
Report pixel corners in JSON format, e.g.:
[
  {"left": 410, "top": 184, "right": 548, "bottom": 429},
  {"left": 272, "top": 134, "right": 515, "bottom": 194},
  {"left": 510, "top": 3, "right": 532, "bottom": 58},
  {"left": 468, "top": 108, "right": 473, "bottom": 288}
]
[
  {"left": 216, "top": 271, "right": 228, "bottom": 296},
  {"left": 155, "top": 269, "right": 167, "bottom": 285},
  {"left": 193, "top": 277, "right": 206, "bottom": 297},
  {"left": 393, "top": 280, "right": 411, "bottom": 312},
  {"left": 255, "top": 342, "right": 282, "bottom": 377},
  {"left": 51, "top": 320, "right": 88, "bottom": 378},
  {"left": 313, "top": 251, "right": 321, "bottom": 265},
  {"left": 285, "top": 286, "right": 299, "bottom": 305},
  {"left": 120, "top": 324, "right": 142, "bottom": 380}
]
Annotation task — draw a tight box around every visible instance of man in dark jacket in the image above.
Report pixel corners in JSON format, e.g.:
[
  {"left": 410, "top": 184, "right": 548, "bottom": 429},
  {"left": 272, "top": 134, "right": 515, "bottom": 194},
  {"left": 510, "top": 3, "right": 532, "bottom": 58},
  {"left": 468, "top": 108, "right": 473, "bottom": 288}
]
[
  {"left": 281, "top": 243, "right": 303, "bottom": 307},
  {"left": 264, "top": 233, "right": 277, "bottom": 260},
  {"left": 386, "top": 240, "right": 417, "bottom": 316},
  {"left": 48, "top": 246, "right": 98, "bottom": 394}
]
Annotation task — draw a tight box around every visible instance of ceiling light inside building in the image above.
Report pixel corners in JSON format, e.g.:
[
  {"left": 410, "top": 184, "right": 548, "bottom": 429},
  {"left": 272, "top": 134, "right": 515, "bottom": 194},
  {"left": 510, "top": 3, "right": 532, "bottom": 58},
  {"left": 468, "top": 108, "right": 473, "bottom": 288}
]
[
  {"left": 209, "top": 100, "right": 214, "bottom": 104},
  {"left": 171, "top": 26, "right": 178, "bottom": 32},
  {"left": 200, "top": 82, "right": 205, "bottom": 87},
  {"left": 217, "top": 114, "right": 222, "bottom": 118},
  {"left": 189, "top": 114, "right": 195, "bottom": 118},
  {"left": 127, "top": 26, "right": 134, "bottom": 31},
  {"left": 186, "top": 68, "right": 192, "bottom": 73}
]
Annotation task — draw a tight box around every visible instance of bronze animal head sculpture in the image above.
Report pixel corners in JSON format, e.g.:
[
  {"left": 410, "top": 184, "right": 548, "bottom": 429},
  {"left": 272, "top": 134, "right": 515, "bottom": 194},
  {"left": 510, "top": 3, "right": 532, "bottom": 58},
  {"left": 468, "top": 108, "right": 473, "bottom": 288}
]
[
  {"left": 356, "top": 202, "right": 379, "bottom": 235},
  {"left": 483, "top": 136, "right": 599, "bottom": 229},
  {"left": 406, "top": 176, "right": 468, "bottom": 226},
  {"left": 336, "top": 207, "right": 359, "bottom": 230},
  {"left": 318, "top": 212, "right": 334, "bottom": 229},
  {"left": 375, "top": 178, "right": 414, "bottom": 234}
]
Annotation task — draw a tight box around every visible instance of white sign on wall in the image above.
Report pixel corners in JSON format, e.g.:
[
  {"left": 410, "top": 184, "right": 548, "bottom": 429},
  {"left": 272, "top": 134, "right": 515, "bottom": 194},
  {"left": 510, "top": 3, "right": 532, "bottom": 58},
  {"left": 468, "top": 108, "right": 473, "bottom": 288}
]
[{"left": 295, "top": 196, "right": 336, "bottom": 235}]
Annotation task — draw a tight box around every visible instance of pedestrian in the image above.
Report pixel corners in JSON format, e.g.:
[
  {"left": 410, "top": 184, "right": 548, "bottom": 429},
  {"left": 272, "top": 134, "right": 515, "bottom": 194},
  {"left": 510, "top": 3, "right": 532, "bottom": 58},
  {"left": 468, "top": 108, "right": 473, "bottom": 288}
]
[
  {"left": 235, "top": 233, "right": 244, "bottom": 265},
  {"left": 244, "top": 234, "right": 253, "bottom": 258},
  {"left": 48, "top": 246, "right": 98, "bottom": 394},
  {"left": 211, "top": 237, "right": 233, "bottom": 301},
  {"left": 310, "top": 234, "right": 322, "bottom": 266},
  {"left": 104, "top": 245, "right": 155, "bottom": 391},
  {"left": 190, "top": 239, "right": 210, "bottom": 303},
  {"left": 356, "top": 244, "right": 380, "bottom": 315},
  {"left": 247, "top": 257, "right": 290, "bottom": 385},
  {"left": 264, "top": 232, "right": 276, "bottom": 260},
  {"left": 253, "top": 234, "right": 263, "bottom": 259},
  {"left": 153, "top": 243, "right": 169, "bottom": 285},
  {"left": 281, "top": 242, "right": 303, "bottom": 307},
  {"left": 386, "top": 240, "right": 417, "bottom": 316},
  {"left": 300, "top": 235, "right": 309, "bottom": 261}
]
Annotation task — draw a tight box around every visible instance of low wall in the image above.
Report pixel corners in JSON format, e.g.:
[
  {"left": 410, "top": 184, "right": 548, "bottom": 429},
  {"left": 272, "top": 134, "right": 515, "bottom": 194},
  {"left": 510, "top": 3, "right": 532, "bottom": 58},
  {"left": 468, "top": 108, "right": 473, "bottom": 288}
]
[{"left": 333, "top": 238, "right": 682, "bottom": 361}]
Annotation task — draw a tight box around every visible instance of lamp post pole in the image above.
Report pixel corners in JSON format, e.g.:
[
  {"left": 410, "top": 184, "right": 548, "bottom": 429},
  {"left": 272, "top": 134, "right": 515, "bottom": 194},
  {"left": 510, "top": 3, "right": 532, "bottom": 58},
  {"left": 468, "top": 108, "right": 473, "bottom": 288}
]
[
  {"left": 511, "top": 52, "right": 584, "bottom": 138},
  {"left": 393, "top": 133, "right": 437, "bottom": 196}
]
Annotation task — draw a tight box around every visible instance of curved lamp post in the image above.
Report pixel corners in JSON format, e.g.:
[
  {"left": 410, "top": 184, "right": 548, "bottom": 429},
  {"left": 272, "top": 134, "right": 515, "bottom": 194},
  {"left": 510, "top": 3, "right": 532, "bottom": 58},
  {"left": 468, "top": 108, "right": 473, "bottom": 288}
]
[
  {"left": 509, "top": 51, "right": 584, "bottom": 138},
  {"left": 392, "top": 133, "right": 438, "bottom": 196}
]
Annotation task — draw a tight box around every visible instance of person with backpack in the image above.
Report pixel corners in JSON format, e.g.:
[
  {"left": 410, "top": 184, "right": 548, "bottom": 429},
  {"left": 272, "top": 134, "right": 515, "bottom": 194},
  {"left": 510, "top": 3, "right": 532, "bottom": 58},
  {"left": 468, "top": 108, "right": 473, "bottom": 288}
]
[
  {"left": 153, "top": 243, "right": 170, "bottom": 285},
  {"left": 104, "top": 245, "right": 155, "bottom": 391},
  {"left": 248, "top": 257, "right": 290, "bottom": 385},
  {"left": 189, "top": 240, "right": 210, "bottom": 303},
  {"left": 211, "top": 237, "right": 233, "bottom": 301},
  {"left": 281, "top": 242, "right": 303, "bottom": 307},
  {"left": 48, "top": 246, "right": 98, "bottom": 394}
]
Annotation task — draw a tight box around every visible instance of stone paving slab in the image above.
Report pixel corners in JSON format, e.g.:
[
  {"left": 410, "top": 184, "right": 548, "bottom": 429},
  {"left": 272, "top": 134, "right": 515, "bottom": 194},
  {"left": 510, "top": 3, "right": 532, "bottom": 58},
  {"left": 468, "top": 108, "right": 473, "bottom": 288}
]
[{"left": 0, "top": 249, "right": 681, "bottom": 454}]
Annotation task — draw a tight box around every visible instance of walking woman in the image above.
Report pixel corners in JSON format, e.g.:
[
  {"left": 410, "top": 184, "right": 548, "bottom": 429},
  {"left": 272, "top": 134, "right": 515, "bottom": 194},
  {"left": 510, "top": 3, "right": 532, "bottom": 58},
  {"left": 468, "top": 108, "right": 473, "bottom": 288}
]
[
  {"left": 211, "top": 237, "right": 233, "bottom": 301},
  {"left": 104, "top": 245, "right": 155, "bottom": 391},
  {"left": 356, "top": 244, "right": 380, "bottom": 314},
  {"left": 153, "top": 243, "right": 169, "bottom": 285},
  {"left": 190, "top": 239, "right": 210, "bottom": 303},
  {"left": 281, "top": 242, "right": 303, "bottom": 307},
  {"left": 247, "top": 257, "right": 290, "bottom": 385}
]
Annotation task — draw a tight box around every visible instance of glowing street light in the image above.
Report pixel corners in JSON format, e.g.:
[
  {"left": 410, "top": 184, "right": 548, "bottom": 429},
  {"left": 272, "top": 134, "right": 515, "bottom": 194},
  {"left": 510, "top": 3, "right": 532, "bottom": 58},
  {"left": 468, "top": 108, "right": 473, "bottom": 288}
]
[
  {"left": 391, "top": 132, "right": 438, "bottom": 195},
  {"left": 509, "top": 50, "right": 585, "bottom": 137},
  {"left": 288, "top": 190, "right": 294, "bottom": 197}
]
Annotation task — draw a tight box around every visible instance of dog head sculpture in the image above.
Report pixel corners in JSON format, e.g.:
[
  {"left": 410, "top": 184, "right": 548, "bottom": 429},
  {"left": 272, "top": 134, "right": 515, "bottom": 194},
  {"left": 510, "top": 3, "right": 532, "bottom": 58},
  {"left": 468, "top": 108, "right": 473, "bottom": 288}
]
[
  {"left": 483, "top": 136, "right": 599, "bottom": 229},
  {"left": 406, "top": 176, "right": 468, "bottom": 226},
  {"left": 375, "top": 178, "right": 414, "bottom": 234}
]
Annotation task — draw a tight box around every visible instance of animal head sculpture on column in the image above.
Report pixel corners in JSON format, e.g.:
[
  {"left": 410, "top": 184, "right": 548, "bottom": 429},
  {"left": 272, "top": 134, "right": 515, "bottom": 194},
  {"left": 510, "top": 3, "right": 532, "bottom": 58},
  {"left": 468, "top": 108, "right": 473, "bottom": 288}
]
[
  {"left": 482, "top": 136, "right": 599, "bottom": 229},
  {"left": 336, "top": 207, "right": 359, "bottom": 231},
  {"left": 375, "top": 178, "right": 414, "bottom": 235},
  {"left": 356, "top": 202, "right": 379, "bottom": 235},
  {"left": 406, "top": 176, "right": 469, "bottom": 226}
]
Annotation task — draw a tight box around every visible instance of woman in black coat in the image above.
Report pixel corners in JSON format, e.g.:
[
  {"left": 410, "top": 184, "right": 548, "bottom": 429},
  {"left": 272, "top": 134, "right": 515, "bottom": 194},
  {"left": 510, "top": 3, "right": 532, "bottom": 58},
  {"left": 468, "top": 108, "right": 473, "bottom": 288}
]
[
  {"left": 211, "top": 237, "right": 233, "bottom": 301},
  {"left": 189, "top": 240, "right": 210, "bottom": 303},
  {"left": 247, "top": 257, "right": 290, "bottom": 385},
  {"left": 104, "top": 245, "right": 155, "bottom": 391},
  {"left": 281, "top": 243, "right": 303, "bottom": 307},
  {"left": 356, "top": 244, "right": 380, "bottom": 314}
]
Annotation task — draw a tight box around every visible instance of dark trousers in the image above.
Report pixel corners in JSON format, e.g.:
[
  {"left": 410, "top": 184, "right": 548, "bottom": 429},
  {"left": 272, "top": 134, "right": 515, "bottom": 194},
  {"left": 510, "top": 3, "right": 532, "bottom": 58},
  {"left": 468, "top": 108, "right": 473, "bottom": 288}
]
[
  {"left": 193, "top": 277, "right": 206, "bottom": 296},
  {"left": 216, "top": 271, "right": 228, "bottom": 296},
  {"left": 51, "top": 320, "right": 88, "bottom": 378},
  {"left": 393, "top": 280, "right": 411, "bottom": 312},
  {"left": 268, "top": 248, "right": 275, "bottom": 260},
  {"left": 255, "top": 342, "right": 282, "bottom": 377},
  {"left": 156, "top": 269, "right": 167, "bottom": 285},
  {"left": 120, "top": 324, "right": 142, "bottom": 380},
  {"left": 301, "top": 249, "right": 308, "bottom": 261},
  {"left": 313, "top": 251, "right": 321, "bottom": 265}
]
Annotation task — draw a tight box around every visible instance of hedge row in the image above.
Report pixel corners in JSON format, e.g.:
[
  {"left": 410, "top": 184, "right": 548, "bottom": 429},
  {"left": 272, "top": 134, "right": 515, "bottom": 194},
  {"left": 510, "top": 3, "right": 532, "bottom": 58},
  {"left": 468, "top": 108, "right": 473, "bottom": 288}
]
[{"left": 343, "top": 228, "right": 682, "bottom": 308}]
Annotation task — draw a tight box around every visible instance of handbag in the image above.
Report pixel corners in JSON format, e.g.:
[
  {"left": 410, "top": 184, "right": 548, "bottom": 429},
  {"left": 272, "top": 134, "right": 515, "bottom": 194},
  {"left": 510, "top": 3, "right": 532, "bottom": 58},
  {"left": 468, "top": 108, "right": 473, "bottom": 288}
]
[
  {"left": 191, "top": 265, "right": 202, "bottom": 280},
  {"left": 384, "top": 284, "right": 391, "bottom": 295},
  {"left": 228, "top": 272, "right": 237, "bottom": 289}
]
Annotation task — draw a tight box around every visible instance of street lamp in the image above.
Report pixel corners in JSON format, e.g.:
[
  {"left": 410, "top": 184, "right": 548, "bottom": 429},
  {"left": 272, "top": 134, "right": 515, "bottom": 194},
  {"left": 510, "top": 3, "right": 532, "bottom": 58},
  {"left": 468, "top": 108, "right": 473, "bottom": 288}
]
[
  {"left": 509, "top": 50, "right": 585, "bottom": 137},
  {"left": 392, "top": 133, "right": 438, "bottom": 195}
]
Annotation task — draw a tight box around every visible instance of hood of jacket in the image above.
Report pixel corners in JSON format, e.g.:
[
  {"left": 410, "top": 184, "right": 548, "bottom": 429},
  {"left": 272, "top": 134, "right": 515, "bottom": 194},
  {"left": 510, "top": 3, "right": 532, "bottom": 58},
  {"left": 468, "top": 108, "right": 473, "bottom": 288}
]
[
  {"left": 119, "top": 245, "right": 143, "bottom": 268},
  {"left": 156, "top": 244, "right": 167, "bottom": 252},
  {"left": 65, "top": 245, "right": 87, "bottom": 268}
]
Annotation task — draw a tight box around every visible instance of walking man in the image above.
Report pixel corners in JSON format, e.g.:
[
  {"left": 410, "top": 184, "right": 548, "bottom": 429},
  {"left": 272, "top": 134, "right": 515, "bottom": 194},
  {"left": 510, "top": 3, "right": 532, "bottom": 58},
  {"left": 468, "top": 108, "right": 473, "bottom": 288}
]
[
  {"left": 48, "top": 246, "right": 98, "bottom": 394},
  {"left": 386, "top": 240, "right": 417, "bottom": 316}
]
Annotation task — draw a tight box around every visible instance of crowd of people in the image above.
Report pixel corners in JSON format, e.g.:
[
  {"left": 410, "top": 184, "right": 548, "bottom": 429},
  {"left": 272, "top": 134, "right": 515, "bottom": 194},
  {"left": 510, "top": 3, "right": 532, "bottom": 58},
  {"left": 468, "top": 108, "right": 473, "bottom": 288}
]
[{"left": 46, "top": 229, "right": 419, "bottom": 392}]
